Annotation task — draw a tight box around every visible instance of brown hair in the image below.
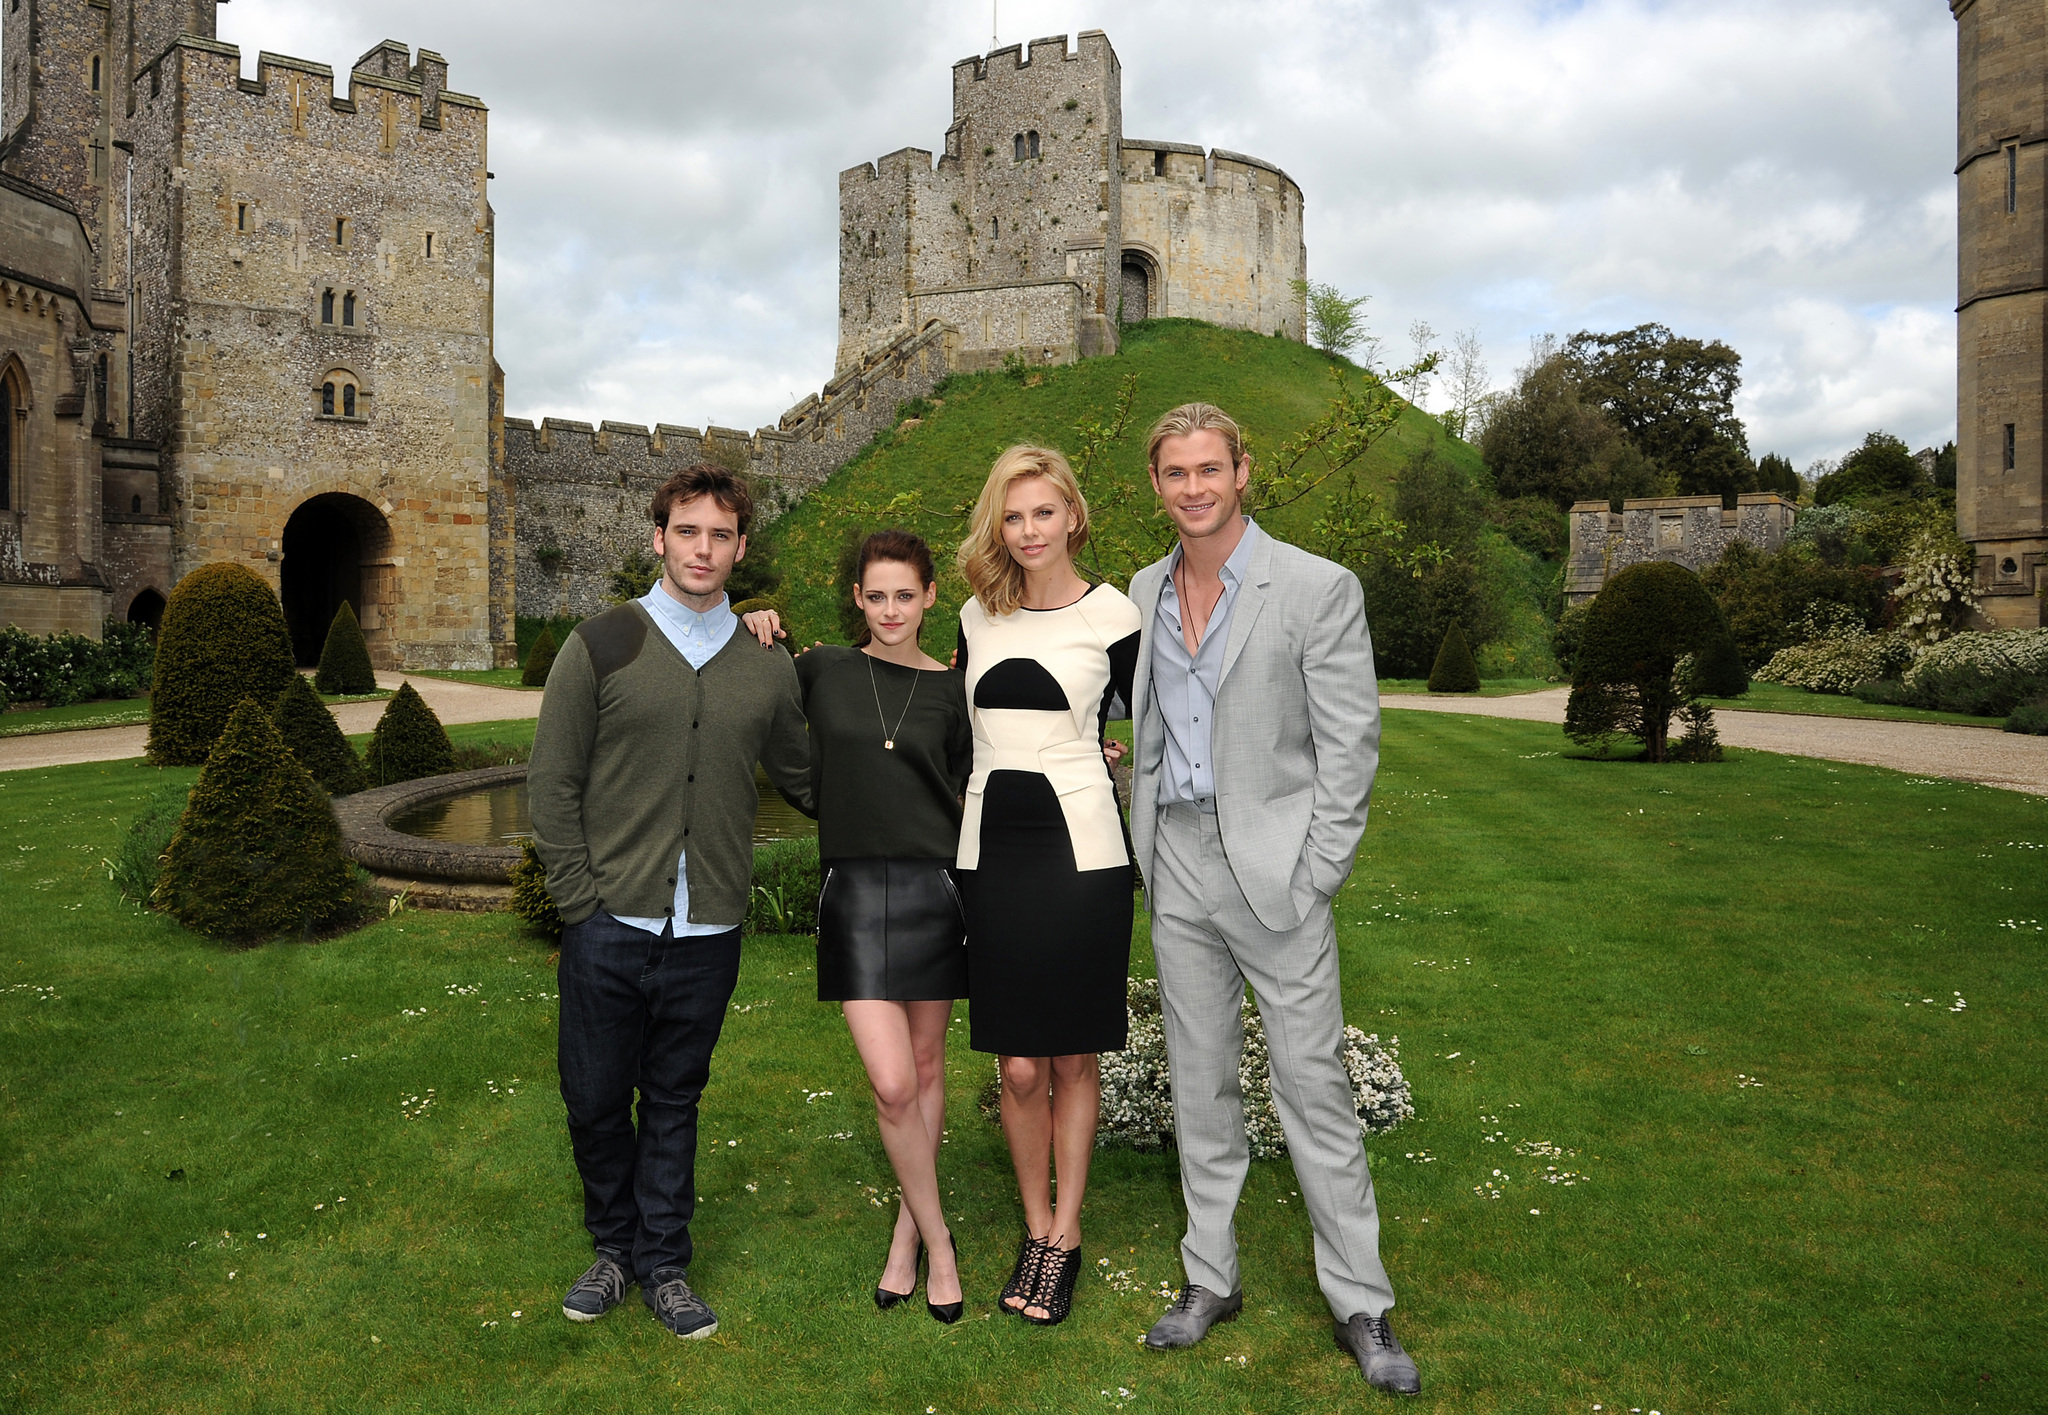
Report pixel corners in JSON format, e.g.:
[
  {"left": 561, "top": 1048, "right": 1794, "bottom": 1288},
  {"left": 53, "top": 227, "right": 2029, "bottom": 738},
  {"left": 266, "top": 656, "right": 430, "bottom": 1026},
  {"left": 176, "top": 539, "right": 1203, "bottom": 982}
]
[
  {"left": 850, "top": 529, "right": 937, "bottom": 647},
  {"left": 648, "top": 464, "right": 755, "bottom": 536},
  {"left": 956, "top": 445, "right": 1090, "bottom": 618},
  {"left": 1146, "top": 402, "right": 1248, "bottom": 474}
]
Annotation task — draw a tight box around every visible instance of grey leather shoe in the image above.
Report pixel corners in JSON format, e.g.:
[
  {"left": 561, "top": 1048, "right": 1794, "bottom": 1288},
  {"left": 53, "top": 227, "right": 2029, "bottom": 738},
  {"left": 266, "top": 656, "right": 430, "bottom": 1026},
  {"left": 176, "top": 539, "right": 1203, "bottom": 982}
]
[
  {"left": 561, "top": 1251, "right": 630, "bottom": 1322},
  {"left": 1143, "top": 1284, "right": 1244, "bottom": 1349},
  {"left": 1334, "top": 1311, "right": 1421, "bottom": 1395}
]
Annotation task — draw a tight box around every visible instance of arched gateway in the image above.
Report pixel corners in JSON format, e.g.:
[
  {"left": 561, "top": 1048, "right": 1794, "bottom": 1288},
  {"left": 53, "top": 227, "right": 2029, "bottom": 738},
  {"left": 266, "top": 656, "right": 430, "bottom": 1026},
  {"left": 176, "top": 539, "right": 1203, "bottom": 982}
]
[{"left": 280, "top": 492, "right": 392, "bottom": 666}]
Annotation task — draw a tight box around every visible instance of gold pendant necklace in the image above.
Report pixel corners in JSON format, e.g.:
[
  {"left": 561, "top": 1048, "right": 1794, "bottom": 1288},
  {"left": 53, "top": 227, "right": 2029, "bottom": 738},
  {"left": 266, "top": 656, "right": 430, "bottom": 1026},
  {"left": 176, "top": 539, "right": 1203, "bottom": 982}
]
[{"left": 867, "top": 651, "right": 920, "bottom": 750}]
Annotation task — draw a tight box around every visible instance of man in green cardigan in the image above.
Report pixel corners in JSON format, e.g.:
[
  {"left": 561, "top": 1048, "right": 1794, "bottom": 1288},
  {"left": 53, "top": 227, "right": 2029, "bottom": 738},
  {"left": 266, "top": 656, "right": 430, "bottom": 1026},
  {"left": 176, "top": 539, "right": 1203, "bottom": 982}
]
[{"left": 529, "top": 464, "right": 811, "bottom": 1339}]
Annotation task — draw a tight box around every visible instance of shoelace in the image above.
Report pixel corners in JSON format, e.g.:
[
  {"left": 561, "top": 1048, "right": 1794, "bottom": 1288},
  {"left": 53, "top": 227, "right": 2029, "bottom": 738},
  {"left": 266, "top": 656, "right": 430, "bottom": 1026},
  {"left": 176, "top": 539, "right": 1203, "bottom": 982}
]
[
  {"left": 574, "top": 1262, "right": 624, "bottom": 1300},
  {"left": 652, "top": 1277, "right": 704, "bottom": 1312},
  {"left": 1169, "top": 1286, "right": 1203, "bottom": 1314},
  {"left": 1362, "top": 1314, "right": 1394, "bottom": 1349}
]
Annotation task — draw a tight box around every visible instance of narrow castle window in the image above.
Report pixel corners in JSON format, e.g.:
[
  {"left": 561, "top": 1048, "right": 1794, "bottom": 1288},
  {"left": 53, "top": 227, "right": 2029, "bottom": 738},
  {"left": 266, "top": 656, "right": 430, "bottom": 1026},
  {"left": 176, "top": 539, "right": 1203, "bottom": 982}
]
[
  {"left": 343, "top": 385, "right": 356, "bottom": 417},
  {"left": 1028, "top": 131, "right": 1040, "bottom": 158},
  {"left": 91, "top": 56, "right": 101, "bottom": 91},
  {"left": 236, "top": 203, "right": 247, "bottom": 232},
  {"left": 2004, "top": 422, "right": 2017, "bottom": 470},
  {"left": 335, "top": 217, "right": 349, "bottom": 246},
  {"left": 342, "top": 291, "right": 356, "bottom": 327},
  {"left": 1152, "top": 151, "right": 1167, "bottom": 178},
  {"left": 992, "top": 215, "right": 999, "bottom": 239},
  {"left": 0, "top": 373, "right": 13, "bottom": 512},
  {"left": 321, "top": 289, "right": 335, "bottom": 324},
  {"left": 1014, "top": 133, "right": 1026, "bottom": 162},
  {"left": 130, "top": 494, "right": 142, "bottom": 513},
  {"left": 2007, "top": 144, "right": 2019, "bottom": 214},
  {"left": 424, "top": 232, "right": 435, "bottom": 259},
  {"left": 322, "top": 381, "right": 335, "bottom": 415}
]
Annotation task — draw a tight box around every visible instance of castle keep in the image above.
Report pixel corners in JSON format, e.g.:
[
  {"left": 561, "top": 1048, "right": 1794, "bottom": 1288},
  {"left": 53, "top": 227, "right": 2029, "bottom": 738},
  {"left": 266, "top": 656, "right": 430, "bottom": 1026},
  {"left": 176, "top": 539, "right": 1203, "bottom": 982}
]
[
  {"left": 1952, "top": 0, "right": 2048, "bottom": 628},
  {"left": 1, "top": 16, "right": 1304, "bottom": 651},
  {"left": 837, "top": 31, "right": 1306, "bottom": 373}
]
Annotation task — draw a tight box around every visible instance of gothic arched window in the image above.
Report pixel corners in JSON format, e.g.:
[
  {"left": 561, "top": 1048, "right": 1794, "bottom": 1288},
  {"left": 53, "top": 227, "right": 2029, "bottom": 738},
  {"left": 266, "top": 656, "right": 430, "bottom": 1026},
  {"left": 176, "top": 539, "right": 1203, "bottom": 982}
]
[
  {"left": 0, "top": 367, "right": 15, "bottom": 511},
  {"left": 320, "top": 369, "right": 363, "bottom": 420},
  {"left": 1014, "top": 133, "right": 1027, "bottom": 162}
]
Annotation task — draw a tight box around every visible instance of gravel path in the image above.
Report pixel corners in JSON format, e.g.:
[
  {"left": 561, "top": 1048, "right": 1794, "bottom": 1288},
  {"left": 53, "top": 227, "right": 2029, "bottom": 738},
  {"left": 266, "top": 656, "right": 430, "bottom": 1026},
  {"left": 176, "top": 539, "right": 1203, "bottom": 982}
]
[
  {"left": 1385, "top": 688, "right": 2048, "bottom": 795},
  {"left": 0, "top": 673, "right": 539, "bottom": 774}
]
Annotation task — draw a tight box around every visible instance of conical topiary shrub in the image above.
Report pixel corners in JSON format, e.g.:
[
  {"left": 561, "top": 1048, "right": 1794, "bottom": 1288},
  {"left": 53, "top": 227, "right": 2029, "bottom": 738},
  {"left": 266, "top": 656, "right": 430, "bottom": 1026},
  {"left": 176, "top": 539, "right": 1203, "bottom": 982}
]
[
  {"left": 1687, "top": 633, "right": 1750, "bottom": 699},
  {"left": 363, "top": 681, "right": 453, "bottom": 785},
  {"left": 520, "top": 625, "right": 559, "bottom": 687},
  {"left": 154, "top": 698, "right": 359, "bottom": 943},
  {"left": 148, "top": 563, "right": 298, "bottom": 766},
  {"left": 1426, "top": 622, "right": 1481, "bottom": 693},
  {"left": 273, "top": 672, "right": 367, "bottom": 796},
  {"left": 313, "top": 601, "right": 377, "bottom": 695}
]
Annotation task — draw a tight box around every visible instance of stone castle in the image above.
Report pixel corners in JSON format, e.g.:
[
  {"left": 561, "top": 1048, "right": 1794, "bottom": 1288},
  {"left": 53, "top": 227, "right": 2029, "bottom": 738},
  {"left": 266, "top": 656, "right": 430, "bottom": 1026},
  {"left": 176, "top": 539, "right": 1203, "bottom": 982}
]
[
  {"left": 0, "top": 11, "right": 1304, "bottom": 661},
  {"left": 1952, "top": 0, "right": 2048, "bottom": 629}
]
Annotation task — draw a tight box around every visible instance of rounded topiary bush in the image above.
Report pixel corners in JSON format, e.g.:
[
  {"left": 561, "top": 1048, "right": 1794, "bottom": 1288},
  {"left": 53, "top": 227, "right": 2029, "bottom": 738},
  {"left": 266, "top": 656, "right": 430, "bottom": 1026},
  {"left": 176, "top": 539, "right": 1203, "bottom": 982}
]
[
  {"left": 363, "top": 681, "right": 453, "bottom": 785},
  {"left": 273, "top": 672, "right": 367, "bottom": 796},
  {"left": 1426, "top": 622, "right": 1481, "bottom": 693},
  {"left": 154, "top": 698, "right": 359, "bottom": 943},
  {"left": 1687, "top": 633, "right": 1750, "bottom": 698},
  {"left": 1566, "top": 561, "right": 1731, "bottom": 762},
  {"left": 509, "top": 838, "right": 562, "bottom": 934},
  {"left": 147, "top": 563, "right": 298, "bottom": 765},
  {"left": 313, "top": 601, "right": 377, "bottom": 695},
  {"left": 520, "top": 625, "right": 559, "bottom": 687}
]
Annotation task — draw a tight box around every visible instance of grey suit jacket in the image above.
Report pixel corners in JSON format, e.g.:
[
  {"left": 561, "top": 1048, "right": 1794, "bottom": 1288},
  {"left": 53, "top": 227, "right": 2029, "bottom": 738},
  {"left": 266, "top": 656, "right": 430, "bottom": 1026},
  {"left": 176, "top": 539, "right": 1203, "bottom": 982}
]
[{"left": 1129, "top": 519, "right": 1380, "bottom": 933}]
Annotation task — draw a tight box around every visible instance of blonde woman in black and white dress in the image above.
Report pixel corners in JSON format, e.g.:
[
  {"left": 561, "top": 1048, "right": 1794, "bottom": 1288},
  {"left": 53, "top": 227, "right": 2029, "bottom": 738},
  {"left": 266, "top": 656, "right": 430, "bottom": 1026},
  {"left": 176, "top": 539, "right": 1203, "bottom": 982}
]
[{"left": 954, "top": 445, "right": 1141, "bottom": 1327}]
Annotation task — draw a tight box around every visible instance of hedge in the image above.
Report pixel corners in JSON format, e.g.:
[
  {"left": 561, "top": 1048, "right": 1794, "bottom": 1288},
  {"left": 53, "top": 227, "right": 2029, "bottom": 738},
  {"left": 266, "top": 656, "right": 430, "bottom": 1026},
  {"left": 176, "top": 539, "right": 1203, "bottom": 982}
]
[
  {"left": 313, "top": 601, "right": 377, "bottom": 695},
  {"left": 147, "top": 563, "right": 297, "bottom": 765},
  {"left": 363, "top": 682, "right": 453, "bottom": 785},
  {"left": 520, "top": 625, "right": 559, "bottom": 687},
  {"left": 1426, "top": 623, "right": 1480, "bottom": 693},
  {"left": 274, "top": 672, "right": 367, "bottom": 795},
  {"left": 0, "top": 620, "right": 155, "bottom": 707}
]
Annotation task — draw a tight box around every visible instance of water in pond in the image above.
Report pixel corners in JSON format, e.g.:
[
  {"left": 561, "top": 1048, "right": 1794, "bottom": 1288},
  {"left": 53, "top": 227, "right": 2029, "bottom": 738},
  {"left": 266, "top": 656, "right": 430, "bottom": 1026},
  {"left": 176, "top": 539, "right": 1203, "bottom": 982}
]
[{"left": 390, "top": 770, "right": 816, "bottom": 848}]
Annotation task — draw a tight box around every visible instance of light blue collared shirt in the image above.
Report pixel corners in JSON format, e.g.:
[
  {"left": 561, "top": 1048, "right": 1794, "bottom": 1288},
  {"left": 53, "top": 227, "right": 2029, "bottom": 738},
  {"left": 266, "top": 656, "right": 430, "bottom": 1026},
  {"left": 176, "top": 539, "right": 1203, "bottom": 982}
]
[
  {"left": 1153, "top": 518, "right": 1258, "bottom": 810},
  {"left": 614, "top": 585, "right": 741, "bottom": 937}
]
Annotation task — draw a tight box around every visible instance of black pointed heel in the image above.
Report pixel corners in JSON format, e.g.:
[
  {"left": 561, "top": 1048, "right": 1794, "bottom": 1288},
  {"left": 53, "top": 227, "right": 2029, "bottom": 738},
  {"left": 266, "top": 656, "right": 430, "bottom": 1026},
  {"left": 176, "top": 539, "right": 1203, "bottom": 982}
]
[
  {"left": 927, "top": 1231, "right": 963, "bottom": 1325},
  {"left": 874, "top": 1242, "right": 923, "bottom": 1310}
]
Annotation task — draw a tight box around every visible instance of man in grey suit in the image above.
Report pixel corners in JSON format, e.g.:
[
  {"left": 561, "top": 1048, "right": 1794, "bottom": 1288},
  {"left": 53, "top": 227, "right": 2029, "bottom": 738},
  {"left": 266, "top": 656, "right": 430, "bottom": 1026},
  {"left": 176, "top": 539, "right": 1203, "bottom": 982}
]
[{"left": 1129, "top": 403, "right": 1418, "bottom": 1396}]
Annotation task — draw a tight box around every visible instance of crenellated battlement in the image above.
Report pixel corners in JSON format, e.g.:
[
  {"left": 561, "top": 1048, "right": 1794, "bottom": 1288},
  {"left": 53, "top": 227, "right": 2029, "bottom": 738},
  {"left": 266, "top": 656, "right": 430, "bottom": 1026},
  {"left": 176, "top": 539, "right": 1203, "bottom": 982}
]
[{"left": 140, "top": 34, "right": 485, "bottom": 136}]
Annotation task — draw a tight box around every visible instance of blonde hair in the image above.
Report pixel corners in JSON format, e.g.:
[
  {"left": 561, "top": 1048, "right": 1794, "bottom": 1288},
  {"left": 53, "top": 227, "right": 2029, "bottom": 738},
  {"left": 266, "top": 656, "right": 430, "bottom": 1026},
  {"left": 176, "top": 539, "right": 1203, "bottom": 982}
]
[
  {"left": 957, "top": 445, "right": 1091, "bottom": 617},
  {"left": 1146, "top": 402, "right": 1248, "bottom": 473}
]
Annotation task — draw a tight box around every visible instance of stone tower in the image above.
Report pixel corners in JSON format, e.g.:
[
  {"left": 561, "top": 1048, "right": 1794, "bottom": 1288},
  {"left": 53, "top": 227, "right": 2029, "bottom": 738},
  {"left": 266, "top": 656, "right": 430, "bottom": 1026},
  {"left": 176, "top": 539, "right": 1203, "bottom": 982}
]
[
  {"left": 1954, "top": 0, "right": 2048, "bottom": 628},
  {"left": 837, "top": 31, "right": 1306, "bottom": 377}
]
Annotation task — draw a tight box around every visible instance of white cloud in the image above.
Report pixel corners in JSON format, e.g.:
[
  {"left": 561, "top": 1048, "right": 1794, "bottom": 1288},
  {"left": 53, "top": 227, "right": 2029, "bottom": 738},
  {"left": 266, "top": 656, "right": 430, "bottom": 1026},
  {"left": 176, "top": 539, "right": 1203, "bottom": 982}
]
[{"left": 207, "top": 0, "right": 1959, "bottom": 464}]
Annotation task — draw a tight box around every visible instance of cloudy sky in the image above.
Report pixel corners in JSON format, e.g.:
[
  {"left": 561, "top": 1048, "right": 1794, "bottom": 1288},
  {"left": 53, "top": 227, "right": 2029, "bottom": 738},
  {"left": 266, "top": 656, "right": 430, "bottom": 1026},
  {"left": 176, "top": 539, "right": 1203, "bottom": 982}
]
[{"left": 212, "top": 0, "right": 1959, "bottom": 469}]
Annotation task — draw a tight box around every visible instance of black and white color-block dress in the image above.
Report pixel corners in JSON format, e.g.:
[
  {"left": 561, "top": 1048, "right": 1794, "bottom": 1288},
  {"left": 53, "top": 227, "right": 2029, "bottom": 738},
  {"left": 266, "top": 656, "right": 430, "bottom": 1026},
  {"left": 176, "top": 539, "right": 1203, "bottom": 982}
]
[{"left": 956, "top": 583, "right": 1143, "bottom": 1057}]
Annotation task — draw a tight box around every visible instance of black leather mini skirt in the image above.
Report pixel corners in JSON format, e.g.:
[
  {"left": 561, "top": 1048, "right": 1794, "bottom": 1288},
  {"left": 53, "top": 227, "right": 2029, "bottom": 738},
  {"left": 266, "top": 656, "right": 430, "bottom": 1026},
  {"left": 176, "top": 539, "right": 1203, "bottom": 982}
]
[{"left": 816, "top": 857, "right": 968, "bottom": 1002}]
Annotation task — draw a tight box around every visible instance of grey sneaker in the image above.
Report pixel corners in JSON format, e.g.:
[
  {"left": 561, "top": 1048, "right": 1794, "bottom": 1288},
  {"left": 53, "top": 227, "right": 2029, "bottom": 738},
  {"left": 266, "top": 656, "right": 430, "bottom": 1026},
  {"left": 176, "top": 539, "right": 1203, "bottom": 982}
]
[
  {"left": 1144, "top": 1284, "right": 1244, "bottom": 1349},
  {"left": 561, "top": 1251, "right": 629, "bottom": 1323},
  {"left": 644, "top": 1267, "right": 719, "bottom": 1339},
  {"left": 1334, "top": 1311, "right": 1421, "bottom": 1395}
]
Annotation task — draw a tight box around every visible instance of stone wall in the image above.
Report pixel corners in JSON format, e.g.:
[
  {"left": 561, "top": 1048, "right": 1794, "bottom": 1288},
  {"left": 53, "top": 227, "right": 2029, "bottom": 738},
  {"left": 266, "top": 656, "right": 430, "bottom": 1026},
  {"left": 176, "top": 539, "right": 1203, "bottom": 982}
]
[
  {"left": 1119, "top": 142, "right": 1306, "bottom": 338},
  {"left": 1566, "top": 493, "right": 1797, "bottom": 605},
  {"left": 509, "top": 319, "right": 958, "bottom": 619},
  {"left": 128, "top": 34, "right": 505, "bottom": 669}
]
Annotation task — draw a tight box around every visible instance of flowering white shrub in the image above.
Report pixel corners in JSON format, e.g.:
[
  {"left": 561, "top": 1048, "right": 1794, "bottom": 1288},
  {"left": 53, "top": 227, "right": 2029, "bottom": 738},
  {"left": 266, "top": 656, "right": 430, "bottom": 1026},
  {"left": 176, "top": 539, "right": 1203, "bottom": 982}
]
[
  {"left": 1893, "top": 528, "right": 1981, "bottom": 646},
  {"left": 1093, "top": 978, "right": 1414, "bottom": 1158},
  {"left": 1904, "top": 628, "right": 2048, "bottom": 690},
  {"left": 1755, "top": 628, "right": 1914, "bottom": 695}
]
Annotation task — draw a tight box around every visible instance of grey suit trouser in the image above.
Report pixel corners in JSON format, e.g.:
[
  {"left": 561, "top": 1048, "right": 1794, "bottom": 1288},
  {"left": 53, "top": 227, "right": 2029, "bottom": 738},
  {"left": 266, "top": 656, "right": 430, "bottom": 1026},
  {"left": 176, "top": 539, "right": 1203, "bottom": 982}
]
[{"left": 1149, "top": 801, "right": 1396, "bottom": 1320}]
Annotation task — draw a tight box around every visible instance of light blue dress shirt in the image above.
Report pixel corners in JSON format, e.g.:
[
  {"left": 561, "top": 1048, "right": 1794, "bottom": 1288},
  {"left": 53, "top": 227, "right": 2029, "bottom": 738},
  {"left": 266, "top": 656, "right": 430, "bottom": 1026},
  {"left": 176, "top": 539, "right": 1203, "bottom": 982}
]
[
  {"left": 613, "top": 585, "right": 741, "bottom": 937},
  {"left": 1152, "top": 518, "right": 1258, "bottom": 810}
]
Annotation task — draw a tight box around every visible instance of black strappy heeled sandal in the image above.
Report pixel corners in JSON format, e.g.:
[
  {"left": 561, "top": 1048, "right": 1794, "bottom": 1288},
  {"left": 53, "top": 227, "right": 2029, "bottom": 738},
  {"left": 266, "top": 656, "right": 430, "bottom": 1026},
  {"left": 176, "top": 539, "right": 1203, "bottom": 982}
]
[
  {"left": 927, "top": 1230, "right": 963, "bottom": 1325},
  {"left": 1020, "top": 1240, "right": 1082, "bottom": 1326},
  {"left": 999, "top": 1234, "right": 1050, "bottom": 1315},
  {"left": 874, "top": 1241, "right": 924, "bottom": 1310}
]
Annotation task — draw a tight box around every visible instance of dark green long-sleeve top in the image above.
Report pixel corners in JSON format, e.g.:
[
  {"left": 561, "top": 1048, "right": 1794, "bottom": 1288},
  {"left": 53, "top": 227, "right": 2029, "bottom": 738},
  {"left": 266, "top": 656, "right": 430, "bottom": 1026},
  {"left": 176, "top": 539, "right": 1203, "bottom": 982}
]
[
  {"left": 528, "top": 601, "right": 813, "bottom": 928},
  {"left": 794, "top": 645, "right": 971, "bottom": 861}
]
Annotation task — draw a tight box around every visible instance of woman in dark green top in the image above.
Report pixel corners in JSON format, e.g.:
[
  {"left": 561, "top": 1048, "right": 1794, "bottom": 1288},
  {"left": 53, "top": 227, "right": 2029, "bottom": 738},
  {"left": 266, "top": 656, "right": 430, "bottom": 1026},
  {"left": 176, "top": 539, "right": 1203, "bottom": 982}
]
[{"left": 742, "top": 530, "right": 971, "bottom": 1323}]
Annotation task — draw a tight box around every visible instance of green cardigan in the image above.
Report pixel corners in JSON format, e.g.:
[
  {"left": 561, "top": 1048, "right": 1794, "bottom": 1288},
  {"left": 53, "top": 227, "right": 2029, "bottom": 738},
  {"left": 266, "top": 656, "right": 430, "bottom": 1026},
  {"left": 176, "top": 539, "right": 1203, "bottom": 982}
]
[{"left": 528, "top": 601, "right": 812, "bottom": 928}]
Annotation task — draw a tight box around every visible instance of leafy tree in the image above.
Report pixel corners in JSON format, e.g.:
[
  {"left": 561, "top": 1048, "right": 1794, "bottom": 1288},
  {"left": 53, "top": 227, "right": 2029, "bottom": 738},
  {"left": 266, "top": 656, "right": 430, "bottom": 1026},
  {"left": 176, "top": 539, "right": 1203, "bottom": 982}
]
[
  {"left": 608, "top": 549, "right": 661, "bottom": 604},
  {"left": 1426, "top": 623, "right": 1481, "bottom": 692},
  {"left": 510, "top": 839, "right": 563, "bottom": 935},
  {"left": 148, "top": 562, "right": 298, "bottom": 766},
  {"left": 1699, "top": 541, "right": 1887, "bottom": 668},
  {"left": 1754, "top": 453, "right": 1800, "bottom": 498},
  {"left": 1814, "top": 431, "right": 1927, "bottom": 506},
  {"left": 1361, "top": 445, "right": 1506, "bottom": 678},
  {"left": 154, "top": 698, "right": 358, "bottom": 943},
  {"left": 1565, "top": 562, "right": 1732, "bottom": 762},
  {"left": 312, "top": 601, "right": 377, "bottom": 694},
  {"left": 363, "top": 682, "right": 453, "bottom": 785},
  {"left": 1563, "top": 323, "right": 1755, "bottom": 502},
  {"left": 1488, "top": 496, "right": 1568, "bottom": 560},
  {"left": 1478, "top": 344, "right": 1660, "bottom": 510},
  {"left": 273, "top": 672, "right": 367, "bottom": 795},
  {"left": 1929, "top": 440, "right": 1957, "bottom": 491},
  {"left": 1437, "top": 327, "right": 1492, "bottom": 442},
  {"left": 521, "top": 626, "right": 559, "bottom": 688},
  {"left": 1687, "top": 634, "right": 1750, "bottom": 698},
  {"left": 1289, "top": 278, "right": 1372, "bottom": 359}
]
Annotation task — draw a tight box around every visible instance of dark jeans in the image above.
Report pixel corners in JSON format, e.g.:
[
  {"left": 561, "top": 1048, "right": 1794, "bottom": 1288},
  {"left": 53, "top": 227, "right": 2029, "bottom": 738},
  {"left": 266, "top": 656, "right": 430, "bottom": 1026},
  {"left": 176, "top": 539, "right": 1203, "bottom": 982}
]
[{"left": 557, "top": 911, "right": 742, "bottom": 1284}]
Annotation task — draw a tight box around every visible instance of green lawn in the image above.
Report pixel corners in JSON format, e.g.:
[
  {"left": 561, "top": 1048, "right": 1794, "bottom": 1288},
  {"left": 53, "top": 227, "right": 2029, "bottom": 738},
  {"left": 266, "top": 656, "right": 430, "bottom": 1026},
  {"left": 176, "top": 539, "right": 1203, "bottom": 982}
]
[
  {"left": 407, "top": 669, "right": 541, "bottom": 692},
  {"left": 1704, "top": 682, "right": 2002, "bottom": 729},
  {"left": 1379, "top": 678, "right": 1556, "bottom": 698},
  {"left": 0, "top": 689, "right": 391, "bottom": 739},
  {"left": 3, "top": 715, "right": 2045, "bottom": 1412}
]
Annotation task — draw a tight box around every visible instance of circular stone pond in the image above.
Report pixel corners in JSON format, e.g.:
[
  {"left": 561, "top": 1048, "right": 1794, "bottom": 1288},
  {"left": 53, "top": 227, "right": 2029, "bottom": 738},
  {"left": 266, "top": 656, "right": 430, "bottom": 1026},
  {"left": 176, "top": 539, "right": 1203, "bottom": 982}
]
[{"left": 336, "top": 765, "right": 814, "bottom": 912}]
